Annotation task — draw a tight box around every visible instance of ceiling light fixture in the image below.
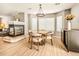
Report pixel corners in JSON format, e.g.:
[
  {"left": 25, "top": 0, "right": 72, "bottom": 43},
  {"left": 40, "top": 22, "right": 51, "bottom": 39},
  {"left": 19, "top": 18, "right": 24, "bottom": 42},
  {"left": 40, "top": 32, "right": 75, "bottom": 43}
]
[{"left": 36, "top": 4, "right": 45, "bottom": 17}]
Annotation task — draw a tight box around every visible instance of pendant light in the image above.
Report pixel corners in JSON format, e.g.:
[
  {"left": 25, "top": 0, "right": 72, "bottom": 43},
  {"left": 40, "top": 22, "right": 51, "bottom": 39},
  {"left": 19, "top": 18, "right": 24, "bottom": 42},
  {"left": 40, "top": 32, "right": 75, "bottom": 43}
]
[{"left": 36, "top": 4, "right": 45, "bottom": 17}]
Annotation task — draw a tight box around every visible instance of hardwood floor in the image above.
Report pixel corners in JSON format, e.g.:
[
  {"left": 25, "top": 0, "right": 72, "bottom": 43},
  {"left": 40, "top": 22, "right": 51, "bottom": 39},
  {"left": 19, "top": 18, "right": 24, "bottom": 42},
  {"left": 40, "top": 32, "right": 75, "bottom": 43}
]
[{"left": 0, "top": 36, "right": 79, "bottom": 56}]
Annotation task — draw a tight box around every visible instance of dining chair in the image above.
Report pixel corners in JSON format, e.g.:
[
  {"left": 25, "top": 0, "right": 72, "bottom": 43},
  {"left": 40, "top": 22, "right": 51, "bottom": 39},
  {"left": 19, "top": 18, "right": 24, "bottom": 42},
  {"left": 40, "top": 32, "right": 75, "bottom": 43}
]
[
  {"left": 29, "top": 31, "right": 43, "bottom": 51},
  {"left": 32, "top": 34, "right": 42, "bottom": 51},
  {"left": 46, "top": 31, "right": 54, "bottom": 45}
]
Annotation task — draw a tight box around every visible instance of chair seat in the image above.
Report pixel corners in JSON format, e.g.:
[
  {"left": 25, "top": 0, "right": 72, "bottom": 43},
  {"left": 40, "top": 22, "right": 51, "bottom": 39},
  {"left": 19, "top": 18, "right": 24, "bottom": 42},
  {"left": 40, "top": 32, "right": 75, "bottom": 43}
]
[
  {"left": 47, "top": 36, "right": 52, "bottom": 39},
  {"left": 32, "top": 38, "right": 43, "bottom": 42}
]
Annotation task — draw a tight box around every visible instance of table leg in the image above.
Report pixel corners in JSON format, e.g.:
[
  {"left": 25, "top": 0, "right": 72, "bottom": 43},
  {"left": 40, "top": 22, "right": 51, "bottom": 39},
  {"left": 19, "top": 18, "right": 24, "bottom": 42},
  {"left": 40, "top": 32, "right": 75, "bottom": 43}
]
[
  {"left": 28, "top": 36, "right": 30, "bottom": 43},
  {"left": 37, "top": 39, "right": 39, "bottom": 51},
  {"left": 51, "top": 35, "right": 53, "bottom": 45},
  {"left": 43, "top": 35, "right": 46, "bottom": 45},
  {"left": 30, "top": 37, "right": 33, "bottom": 49},
  {"left": 51, "top": 39, "right": 53, "bottom": 45}
]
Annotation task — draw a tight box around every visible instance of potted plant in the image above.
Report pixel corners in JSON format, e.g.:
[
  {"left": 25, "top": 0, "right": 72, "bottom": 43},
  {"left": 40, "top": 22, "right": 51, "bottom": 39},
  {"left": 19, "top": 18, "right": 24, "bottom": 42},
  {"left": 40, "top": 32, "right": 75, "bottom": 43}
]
[
  {"left": 65, "top": 14, "right": 74, "bottom": 30},
  {"left": 0, "top": 23, "right": 5, "bottom": 31}
]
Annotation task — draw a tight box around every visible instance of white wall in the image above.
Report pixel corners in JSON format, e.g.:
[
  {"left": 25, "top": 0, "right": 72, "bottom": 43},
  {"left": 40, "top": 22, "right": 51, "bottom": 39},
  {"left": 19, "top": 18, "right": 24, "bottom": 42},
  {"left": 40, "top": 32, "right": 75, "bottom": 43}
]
[
  {"left": 24, "top": 12, "right": 28, "bottom": 36},
  {"left": 0, "top": 15, "right": 11, "bottom": 28},
  {"left": 71, "top": 4, "right": 79, "bottom": 29}
]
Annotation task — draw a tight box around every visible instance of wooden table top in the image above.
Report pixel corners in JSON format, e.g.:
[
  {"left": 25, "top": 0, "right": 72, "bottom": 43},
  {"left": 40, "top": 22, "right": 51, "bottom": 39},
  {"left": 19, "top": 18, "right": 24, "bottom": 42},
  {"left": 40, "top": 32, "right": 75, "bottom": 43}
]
[{"left": 32, "top": 33, "right": 42, "bottom": 37}]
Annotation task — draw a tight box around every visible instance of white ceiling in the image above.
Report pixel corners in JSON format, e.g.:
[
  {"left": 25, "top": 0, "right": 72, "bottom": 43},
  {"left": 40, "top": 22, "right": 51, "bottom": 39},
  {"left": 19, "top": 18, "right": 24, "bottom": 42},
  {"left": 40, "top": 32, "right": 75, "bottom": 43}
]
[{"left": 0, "top": 3, "right": 76, "bottom": 15}]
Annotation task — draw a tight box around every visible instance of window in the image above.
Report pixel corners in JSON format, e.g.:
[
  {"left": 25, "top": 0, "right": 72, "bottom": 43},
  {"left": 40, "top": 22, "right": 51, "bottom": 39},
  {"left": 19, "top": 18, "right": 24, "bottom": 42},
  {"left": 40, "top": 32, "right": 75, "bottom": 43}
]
[
  {"left": 56, "top": 16, "right": 62, "bottom": 32},
  {"left": 39, "top": 17, "right": 55, "bottom": 32},
  {"left": 31, "top": 17, "right": 37, "bottom": 31},
  {"left": 31, "top": 15, "right": 63, "bottom": 34}
]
